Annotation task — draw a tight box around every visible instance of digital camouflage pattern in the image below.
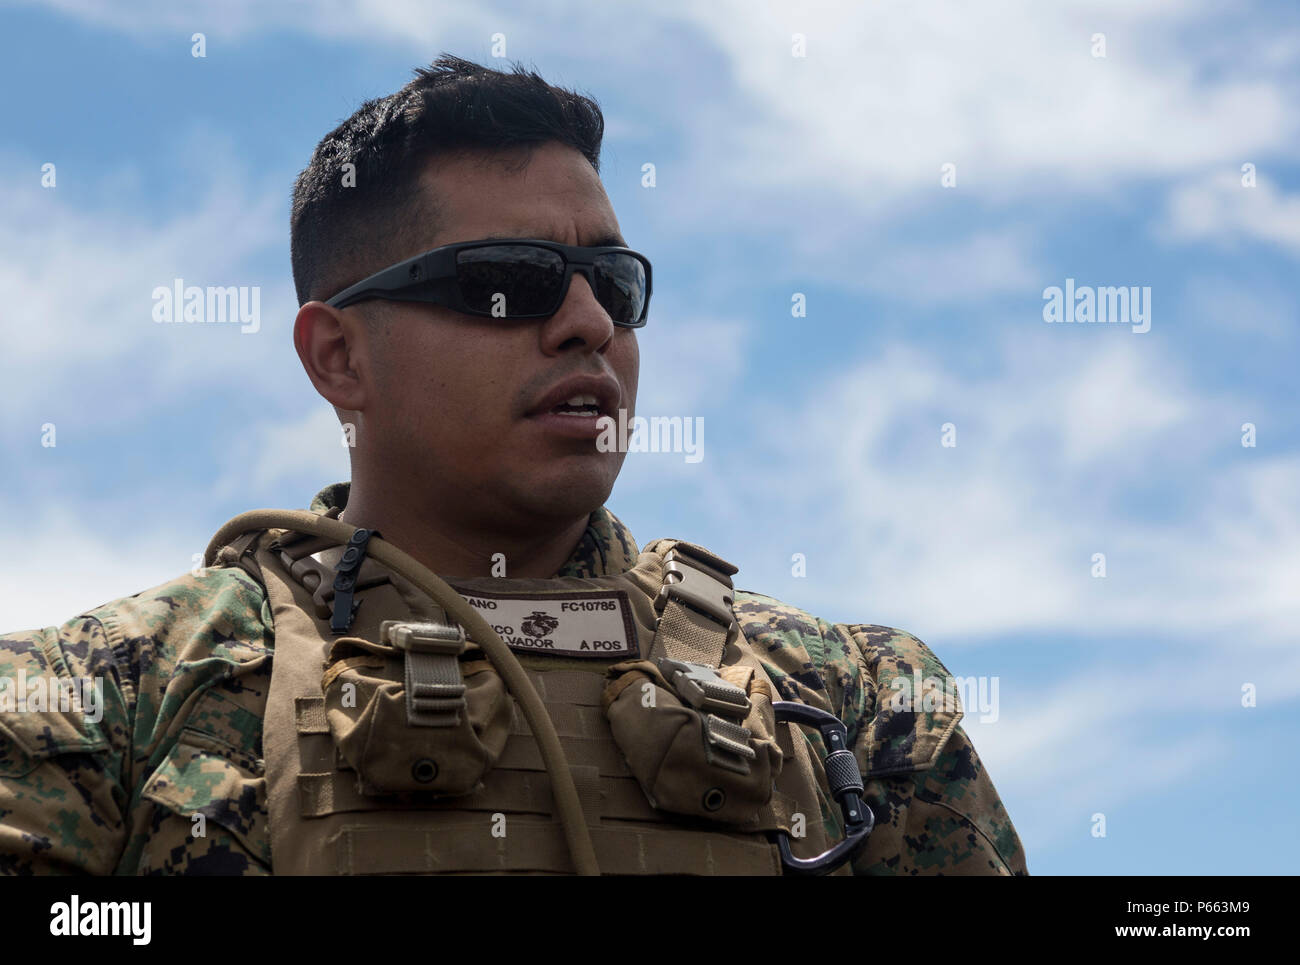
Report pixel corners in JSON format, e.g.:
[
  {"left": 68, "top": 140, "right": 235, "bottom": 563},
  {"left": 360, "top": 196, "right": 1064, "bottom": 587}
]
[{"left": 0, "top": 482, "right": 1027, "bottom": 875}]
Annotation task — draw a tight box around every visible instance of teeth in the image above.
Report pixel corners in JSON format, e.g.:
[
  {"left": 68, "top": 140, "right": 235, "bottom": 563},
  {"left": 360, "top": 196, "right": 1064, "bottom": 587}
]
[{"left": 563, "top": 394, "right": 599, "bottom": 406}]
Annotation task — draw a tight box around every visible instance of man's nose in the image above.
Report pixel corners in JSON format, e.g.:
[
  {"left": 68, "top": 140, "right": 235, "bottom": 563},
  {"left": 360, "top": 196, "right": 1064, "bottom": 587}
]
[{"left": 540, "top": 271, "right": 615, "bottom": 354}]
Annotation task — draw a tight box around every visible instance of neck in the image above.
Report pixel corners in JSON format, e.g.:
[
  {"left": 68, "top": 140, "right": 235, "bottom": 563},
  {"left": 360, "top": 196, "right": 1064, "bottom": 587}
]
[{"left": 339, "top": 482, "right": 591, "bottom": 580}]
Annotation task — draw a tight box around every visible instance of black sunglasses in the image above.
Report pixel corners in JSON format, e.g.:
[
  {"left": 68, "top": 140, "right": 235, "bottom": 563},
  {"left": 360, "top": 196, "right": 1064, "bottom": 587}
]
[{"left": 324, "top": 238, "right": 652, "bottom": 328}]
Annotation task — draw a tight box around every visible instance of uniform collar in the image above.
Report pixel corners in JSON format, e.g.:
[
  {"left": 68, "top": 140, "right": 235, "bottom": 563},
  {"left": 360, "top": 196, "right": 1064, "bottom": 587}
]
[{"left": 307, "top": 481, "right": 639, "bottom": 579}]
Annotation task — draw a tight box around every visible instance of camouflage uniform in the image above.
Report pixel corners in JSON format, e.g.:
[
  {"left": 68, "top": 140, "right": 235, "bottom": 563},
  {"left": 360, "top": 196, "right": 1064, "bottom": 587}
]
[{"left": 0, "top": 482, "right": 1027, "bottom": 875}]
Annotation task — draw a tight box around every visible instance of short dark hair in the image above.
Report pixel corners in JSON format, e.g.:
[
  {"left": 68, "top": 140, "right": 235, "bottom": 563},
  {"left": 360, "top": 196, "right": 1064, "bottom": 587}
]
[{"left": 289, "top": 54, "right": 605, "bottom": 307}]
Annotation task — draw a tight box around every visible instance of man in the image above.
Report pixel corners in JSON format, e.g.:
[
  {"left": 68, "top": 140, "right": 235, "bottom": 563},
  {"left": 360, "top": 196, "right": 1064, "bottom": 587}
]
[{"left": 0, "top": 55, "right": 1026, "bottom": 875}]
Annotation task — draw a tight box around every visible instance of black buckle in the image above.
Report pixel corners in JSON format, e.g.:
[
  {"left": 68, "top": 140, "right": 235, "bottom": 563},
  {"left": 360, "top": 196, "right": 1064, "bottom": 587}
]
[{"left": 771, "top": 701, "right": 873, "bottom": 876}]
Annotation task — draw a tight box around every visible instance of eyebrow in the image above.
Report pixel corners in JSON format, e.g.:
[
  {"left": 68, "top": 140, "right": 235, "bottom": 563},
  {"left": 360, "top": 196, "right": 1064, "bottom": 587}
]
[
  {"left": 484, "top": 230, "right": 628, "bottom": 248},
  {"left": 587, "top": 232, "right": 629, "bottom": 248}
]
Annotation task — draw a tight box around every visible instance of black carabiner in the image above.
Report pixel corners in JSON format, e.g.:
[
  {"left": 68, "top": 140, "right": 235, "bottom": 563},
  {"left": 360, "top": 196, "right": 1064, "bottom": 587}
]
[{"left": 771, "top": 701, "right": 874, "bottom": 876}]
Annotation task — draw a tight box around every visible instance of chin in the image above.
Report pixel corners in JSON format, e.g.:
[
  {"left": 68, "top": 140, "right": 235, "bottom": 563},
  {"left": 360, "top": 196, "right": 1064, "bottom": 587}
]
[{"left": 511, "top": 460, "right": 620, "bottom": 519}]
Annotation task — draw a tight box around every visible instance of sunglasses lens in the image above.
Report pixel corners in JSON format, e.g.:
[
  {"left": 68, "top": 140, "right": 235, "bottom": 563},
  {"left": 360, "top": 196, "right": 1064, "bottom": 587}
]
[
  {"left": 455, "top": 245, "right": 648, "bottom": 325},
  {"left": 456, "top": 245, "right": 565, "bottom": 315},
  {"left": 594, "top": 253, "right": 647, "bottom": 326}
]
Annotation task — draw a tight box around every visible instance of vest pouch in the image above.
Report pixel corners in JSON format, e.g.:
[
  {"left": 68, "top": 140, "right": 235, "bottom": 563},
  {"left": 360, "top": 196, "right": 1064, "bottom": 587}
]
[
  {"left": 321, "top": 621, "right": 511, "bottom": 795},
  {"left": 601, "top": 658, "right": 783, "bottom": 825}
]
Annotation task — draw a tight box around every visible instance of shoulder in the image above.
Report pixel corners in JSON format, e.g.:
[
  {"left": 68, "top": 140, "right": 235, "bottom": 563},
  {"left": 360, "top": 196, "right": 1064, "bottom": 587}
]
[
  {"left": 84, "top": 564, "right": 269, "bottom": 655},
  {"left": 0, "top": 613, "right": 121, "bottom": 784},
  {"left": 1, "top": 563, "right": 272, "bottom": 761},
  {"left": 0, "top": 566, "right": 274, "bottom": 874},
  {"left": 732, "top": 589, "right": 1028, "bottom": 875},
  {"left": 732, "top": 589, "right": 955, "bottom": 764},
  {"left": 78, "top": 565, "right": 273, "bottom": 754}
]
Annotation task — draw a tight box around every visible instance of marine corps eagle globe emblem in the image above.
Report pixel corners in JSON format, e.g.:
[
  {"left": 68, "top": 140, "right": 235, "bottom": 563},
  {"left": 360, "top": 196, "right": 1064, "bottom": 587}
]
[{"left": 520, "top": 610, "right": 560, "bottom": 638}]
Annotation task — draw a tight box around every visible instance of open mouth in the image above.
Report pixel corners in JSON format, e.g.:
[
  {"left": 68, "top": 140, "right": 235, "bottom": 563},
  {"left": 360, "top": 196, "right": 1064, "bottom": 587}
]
[
  {"left": 524, "top": 375, "right": 620, "bottom": 440},
  {"left": 549, "top": 394, "right": 604, "bottom": 417}
]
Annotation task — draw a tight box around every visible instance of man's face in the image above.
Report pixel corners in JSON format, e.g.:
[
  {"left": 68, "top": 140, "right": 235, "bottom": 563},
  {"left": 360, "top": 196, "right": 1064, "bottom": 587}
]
[{"left": 355, "top": 141, "right": 639, "bottom": 530}]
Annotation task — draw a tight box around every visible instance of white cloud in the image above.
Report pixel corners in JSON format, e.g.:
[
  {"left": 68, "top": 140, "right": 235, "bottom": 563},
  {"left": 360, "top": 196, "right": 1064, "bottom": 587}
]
[
  {"left": 635, "top": 314, "right": 747, "bottom": 414},
  {"left": 855, "top": 230, "right": 1039, "bottom": 303},
  {"left": 0, "top": 146, "right": 292, "bottom": 425},
  {"left": 22, "top": 1, "right": 1295, "bottom": 205},
  {"left": 13, "top": 0, "right": 498, "bottom": 46},
  {"left": 717, "top": 334, "right": 1300, "bottom": 644},
  {"left": 0, "top": 510, "right": 210, "bottom": 632},
  {"left": 962, "top": 641, "right": 1300, "bottom": 855},
  {"left": 212, "top": 405, "right": 351, "bottom": 499},
  {"left": 659, "top": 0, "right": 1298, "bottom": 215},
  {"left": 15, "top": 0, "right": 1297, "bottom": 312},
  {"left": 1058, "top": 345, "right": 1188, "bottom": 464},
  {"left": 1159, "top": 170, "right": 1300, "bottom": 256}
]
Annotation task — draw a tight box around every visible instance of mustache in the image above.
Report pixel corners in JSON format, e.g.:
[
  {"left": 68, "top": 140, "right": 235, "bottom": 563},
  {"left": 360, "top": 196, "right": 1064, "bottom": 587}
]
[{"left": 518, "top": 366, "right": 621, "bottom": 411}]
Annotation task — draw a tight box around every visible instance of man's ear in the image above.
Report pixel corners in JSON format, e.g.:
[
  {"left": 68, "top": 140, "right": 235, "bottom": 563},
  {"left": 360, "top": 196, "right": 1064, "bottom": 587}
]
[{"left": 294, "top": 301, "right": 372, "bottom": 413}]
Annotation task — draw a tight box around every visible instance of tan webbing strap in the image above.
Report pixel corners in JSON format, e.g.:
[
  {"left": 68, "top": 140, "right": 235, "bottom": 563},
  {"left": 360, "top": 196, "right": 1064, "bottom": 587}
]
[
  {"left": 212, "top": 531, "right": 260, "bottom": 566},
  {"left": 382, "top": 617, "right": 468, "bottom": 727},
  {"left": 646, "top": 541, "right": 738, "bottom": 669},
  {"left": 297, "top": 765, "right": 652, "bottom": 821},
  {"left": 263, "top": 538, "right": 423, "bottom": 874},
  {"left": 643, "top": 542, "right": 824, "bottom": 852},
  {"left": 333, "top": 819, "right": 780, "bottom": 875},
  {"left": 295, "top": 696, "right": 329, "bottom": 734},
  {"left": 496, "top": 735, "right": 630, "bottom": 774},
  {"left": 263, "top": 538, "right": 338, "bottom": 875},
  {"left": 508, "top": 700, "right": 602, "bottom": 737},
  {"left": 651, "top": 603, "right": 729, "bottom": 667}
]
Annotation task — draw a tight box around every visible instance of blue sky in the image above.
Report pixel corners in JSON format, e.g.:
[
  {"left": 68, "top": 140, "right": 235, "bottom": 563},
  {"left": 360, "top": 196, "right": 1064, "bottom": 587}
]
[{"left": 2, "top": 0, "right": 1297, "bottom": 875}]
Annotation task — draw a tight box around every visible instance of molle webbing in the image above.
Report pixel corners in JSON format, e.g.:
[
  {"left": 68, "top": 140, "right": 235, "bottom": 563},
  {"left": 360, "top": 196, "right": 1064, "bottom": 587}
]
[
  {"left": 290, "top": 667, "right": 786, "bottom": 874},
  {"left": 247, "top": 526, "right": 839, "bottom": 875}
]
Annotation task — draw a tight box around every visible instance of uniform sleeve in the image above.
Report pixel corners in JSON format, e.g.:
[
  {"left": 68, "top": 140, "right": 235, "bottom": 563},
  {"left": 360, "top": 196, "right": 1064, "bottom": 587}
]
[
  {"left": 0, "top": 616, "right": 132, "bottom": 874},
  {"left": 839, "top": 623, "right": 1029, "bottom": 876},
  {"left": 853, "top": 721, "right": 1028, "bottom": 875}
]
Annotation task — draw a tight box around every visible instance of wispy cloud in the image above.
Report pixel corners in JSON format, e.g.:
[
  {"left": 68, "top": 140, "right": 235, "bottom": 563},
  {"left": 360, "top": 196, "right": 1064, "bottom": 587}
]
[
  {"left": 965, "top": 642, "right": 1300, "bottom": 858},
  {"left": 11, "top": 0, "right": 499, "bottom": 46},
  {"left": 660, "top": 0, "right": 1299, "bottom": 215},
  {"left": 1159, "top": 170, "right": 1300, "bottom": 256},
  {"left": 706, "top": 334, "right": 1299, "bottom": 644},
  {"left": 0, "top": 144, "right": 291, "bottom": 427},
  {"left": 212, "top": 405, "right": 351, "bottom": 499}
]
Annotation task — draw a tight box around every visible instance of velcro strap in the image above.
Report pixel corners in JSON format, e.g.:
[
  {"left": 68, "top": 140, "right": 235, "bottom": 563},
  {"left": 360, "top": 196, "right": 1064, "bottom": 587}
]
[
  {"left": 381, "top": 620, "right": 467, "bottom": 727},
  {"left": 702, "top": 713, "right": 756, "bottom": 773},
  {"left": 294, "top": 696, "right": 329, "bottom": 734}
]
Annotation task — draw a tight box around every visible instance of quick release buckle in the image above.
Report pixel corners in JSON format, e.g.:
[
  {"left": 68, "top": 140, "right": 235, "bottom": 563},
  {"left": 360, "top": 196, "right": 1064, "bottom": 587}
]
[
  {"left": 658, "top": 657, "right": 756, "bottom": 774},
  {"left": 381, "top": 620, "right": 467, "bottom": 728},
  {"left": 653, "top": 546, "right": 737, "bottom": 633},
  {"left": 658, "top": 657, "right": 750, "bottom": 717}
]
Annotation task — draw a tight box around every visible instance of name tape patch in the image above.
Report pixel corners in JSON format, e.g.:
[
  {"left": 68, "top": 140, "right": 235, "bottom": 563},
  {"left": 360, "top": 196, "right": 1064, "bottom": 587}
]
[{"left": 449, "top": 586, "right": 639, "bottom": 658}]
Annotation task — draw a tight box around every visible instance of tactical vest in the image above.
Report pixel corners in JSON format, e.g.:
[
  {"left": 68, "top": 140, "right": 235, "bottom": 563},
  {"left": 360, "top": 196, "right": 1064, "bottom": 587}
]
[{"left": 210, "top": 512, "right": 863, "bottom": 875}]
